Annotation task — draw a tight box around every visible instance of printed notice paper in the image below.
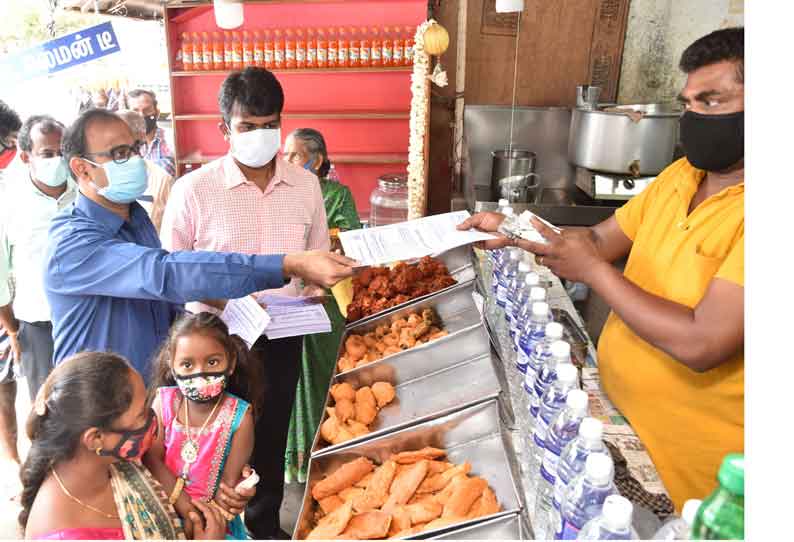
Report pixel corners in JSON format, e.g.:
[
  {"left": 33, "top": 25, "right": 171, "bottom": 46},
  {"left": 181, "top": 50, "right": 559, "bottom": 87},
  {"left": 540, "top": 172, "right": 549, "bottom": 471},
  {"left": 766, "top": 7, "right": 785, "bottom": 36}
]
[
  {"left": 221, "top": 296, "right": 271, "bottom": 348},
  {"left": 339, "top": 210, "right": 496, "bottom": 266}
]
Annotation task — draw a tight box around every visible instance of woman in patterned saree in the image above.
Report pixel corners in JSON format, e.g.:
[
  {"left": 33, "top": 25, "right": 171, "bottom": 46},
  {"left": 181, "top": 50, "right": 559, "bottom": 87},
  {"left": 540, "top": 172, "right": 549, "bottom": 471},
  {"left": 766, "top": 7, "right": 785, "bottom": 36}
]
[
  {"left": 20, "top": 352, "right": 226, "bottom": 540},
  {"left": 282, "top": 129, "right": 361, "bottom": 483}
]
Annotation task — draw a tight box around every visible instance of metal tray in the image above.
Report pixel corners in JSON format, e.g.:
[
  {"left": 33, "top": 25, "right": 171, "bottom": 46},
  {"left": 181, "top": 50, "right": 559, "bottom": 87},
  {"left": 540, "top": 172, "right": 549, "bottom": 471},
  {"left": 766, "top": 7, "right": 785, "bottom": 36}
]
[
  {"left": 312, "top": 326, "right": 508, "bottom": 456},
  {"left": 294, "top": 401, "right": 523, "bottom": 540},
  {"left": 335, "top": 280, "right": 484, "bottom": 378},
  {"left": 428, "top": 513, "right": 529, "bottom": 540},
  {"left": 346, "top": 245, "right": 477, "bottom": 328}
]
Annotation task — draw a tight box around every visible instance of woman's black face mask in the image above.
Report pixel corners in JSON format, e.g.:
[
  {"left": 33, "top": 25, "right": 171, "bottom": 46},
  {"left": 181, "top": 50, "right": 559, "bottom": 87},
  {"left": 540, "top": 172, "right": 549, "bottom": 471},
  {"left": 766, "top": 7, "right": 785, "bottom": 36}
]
[{"left": 99, "top": 408, "right": 158, "bottom": 461}]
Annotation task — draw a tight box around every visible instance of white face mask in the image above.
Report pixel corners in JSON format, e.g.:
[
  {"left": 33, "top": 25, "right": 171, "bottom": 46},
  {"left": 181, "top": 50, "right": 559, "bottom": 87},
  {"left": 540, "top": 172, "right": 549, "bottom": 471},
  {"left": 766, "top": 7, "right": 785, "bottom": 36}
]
[
  {"left": 31, "top": 156, "right": 69, "bottom": 187},
  {"left": 230, "top": 128, "right": 281, "bottom": 168}
]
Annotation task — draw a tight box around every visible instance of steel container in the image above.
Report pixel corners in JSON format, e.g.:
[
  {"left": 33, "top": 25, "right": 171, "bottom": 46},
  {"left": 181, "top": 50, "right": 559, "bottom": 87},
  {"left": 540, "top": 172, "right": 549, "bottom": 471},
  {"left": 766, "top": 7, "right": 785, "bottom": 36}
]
[
  {"left": 431, "top": 513, "right": 529, "bottom": 540},
  {"left": 568, "top": 104, "right": 681, "bottom": 175},
  {"left": 294, "top": 400, "right": 523, "bottom": 540}
]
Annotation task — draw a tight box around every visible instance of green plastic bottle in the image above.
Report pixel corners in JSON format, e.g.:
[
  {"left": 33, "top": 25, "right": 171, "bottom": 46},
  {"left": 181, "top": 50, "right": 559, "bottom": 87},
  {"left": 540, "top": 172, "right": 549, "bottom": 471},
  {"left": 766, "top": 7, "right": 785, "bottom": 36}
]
[{"left": 691, "top": 453, "right": 744, "bottom": 540}]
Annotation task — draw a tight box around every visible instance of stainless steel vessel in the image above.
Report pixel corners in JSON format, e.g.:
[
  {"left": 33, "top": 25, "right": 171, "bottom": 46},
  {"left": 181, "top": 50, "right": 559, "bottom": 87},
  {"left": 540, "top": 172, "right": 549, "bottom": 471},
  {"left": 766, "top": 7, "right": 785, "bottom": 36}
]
[
  {"left": 490, "top": 149, "right": 540, "bottom": 203},
  {"left": 568, "top": 103, "right": 681, "bottom": 175}
]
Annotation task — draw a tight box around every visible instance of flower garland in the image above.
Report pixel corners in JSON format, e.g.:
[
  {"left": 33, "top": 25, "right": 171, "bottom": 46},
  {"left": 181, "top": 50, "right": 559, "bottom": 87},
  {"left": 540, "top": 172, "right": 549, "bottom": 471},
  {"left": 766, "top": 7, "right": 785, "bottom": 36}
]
[{"left": 406, "top": 20, "right": 434, "bottom": 220}]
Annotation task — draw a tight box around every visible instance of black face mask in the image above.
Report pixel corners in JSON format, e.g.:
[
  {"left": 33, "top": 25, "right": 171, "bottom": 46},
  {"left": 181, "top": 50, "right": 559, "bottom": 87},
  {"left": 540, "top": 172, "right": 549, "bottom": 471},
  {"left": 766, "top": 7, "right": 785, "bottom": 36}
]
[
  {"left": 679, "top": 110, "right": 744, "bottom": 172},
  {"left": 99, "top": 408, "right": 158, "bottom": 461},
  {"left": 144, "top": 114, "right": 158, "bottom": 135}
]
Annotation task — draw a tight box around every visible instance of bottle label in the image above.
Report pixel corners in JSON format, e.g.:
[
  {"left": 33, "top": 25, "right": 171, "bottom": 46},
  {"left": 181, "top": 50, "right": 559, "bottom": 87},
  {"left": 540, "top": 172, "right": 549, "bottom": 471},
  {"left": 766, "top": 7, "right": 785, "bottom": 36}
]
[
  {"left": 516, "top": 350, "right": 529, "bottom": 373},
  {"left": 338, "top": 47, "right": 347, "bottom": 61},
  {"left": 533, "top": 416, "right": 550, "bottom": 449},
  {"left": 394, "top": 47, "right": 403, "bottom": 61},
  {"left": 232, "top": 51, "right": 242, "bottom": 63},
  {"left": 553, "top": 480, "right": 565, "bottom": 511},
  {"left": 328, "top": 46, "right": 337, "bottom": 60},
  {"left": 361, "top": 48, "right": 369, "bottom": 61},
  {"left": 349, "top": 49, "right": 359, "bottom": 61},
  {"left": 560, "top": 521, "right": 580, "bottom": 540},
  {"left": 265, "top": 50, "right": 274, "bottom": 63},
  {"left": 243, "top": 51, "right": 253, "bottom": 64},
  {"left": 372, "top": 48, "right": 382, "bottom": 60},
  {"left": 275, "top": 50, "right": 285, "bottom": 62},
  {"left": 383, "top": 47, "right": 392, "bottom": 60},
  {"left": 296, "top": 49, "right": 306, "bottom": 61},
  {"left": 214, "top": 52, "right": 224, "bottom": 64},
  {"left": 539, "top": 462, "right": 556, "bottom": 484},
  {"left": 405, "top": 45, "right": 413, "bottom": 60},
  {"left": 307, "top": 48, "right": 317, "bottom": 61},
  {"left": 541, "top": 449, "right": 561, "bottom": 484},
  {"left": 318, "top": 48, "right": 328, "bottom": 62},
  {"left": 224, "top": 50, "right": 233, "bottom": 64},
  {"left": 533, "top": 429, "right": 544, "bottom": 449},
  {"left": 193, "top": 51, "right": 202, "bottom": 64},
  {"left": 254, "top": 50, "right": 264, "bottom": 62},
  {"left": 285, "top": 49, "right": 295, "bottom": 61}
]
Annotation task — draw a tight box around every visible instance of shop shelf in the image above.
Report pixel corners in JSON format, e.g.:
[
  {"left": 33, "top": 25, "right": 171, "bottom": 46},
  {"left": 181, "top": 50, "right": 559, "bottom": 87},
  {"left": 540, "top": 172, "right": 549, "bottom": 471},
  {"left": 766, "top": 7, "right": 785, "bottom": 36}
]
[
  {"left": 171, "top": 66, "right": 412, "bottom": 77},
  {"left": 173, "top": 111, "right": 409, "bottom": 121},
  {"left": 177, "top": 151, "right": 408, "bottom": 165}
]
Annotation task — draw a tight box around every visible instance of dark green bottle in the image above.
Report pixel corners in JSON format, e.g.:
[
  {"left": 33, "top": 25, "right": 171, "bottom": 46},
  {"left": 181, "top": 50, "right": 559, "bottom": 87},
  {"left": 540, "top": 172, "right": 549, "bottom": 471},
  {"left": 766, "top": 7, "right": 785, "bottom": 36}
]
[{"left": 691, "top": 453, "right": 744, "bottom": 540}]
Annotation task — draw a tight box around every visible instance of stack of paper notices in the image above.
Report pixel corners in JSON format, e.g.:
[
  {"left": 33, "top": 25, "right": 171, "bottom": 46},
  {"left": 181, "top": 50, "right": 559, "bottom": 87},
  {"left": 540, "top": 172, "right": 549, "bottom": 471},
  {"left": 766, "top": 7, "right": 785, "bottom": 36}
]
[
  {"left": 339, "top": 210, "right": 496, "bottom": 267},
  {"left": 257, "top": 294, "right": 332, "bottom": 340},
  {"left": 220, "top": 294, "right": 332, "bottom": 348}
]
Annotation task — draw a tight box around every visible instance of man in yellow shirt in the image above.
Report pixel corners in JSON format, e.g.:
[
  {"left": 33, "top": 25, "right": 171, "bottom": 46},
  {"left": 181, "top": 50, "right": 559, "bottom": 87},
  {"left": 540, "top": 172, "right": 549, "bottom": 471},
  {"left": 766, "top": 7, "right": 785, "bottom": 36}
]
[{"left": 460, "top": 27, "right": 743, "bottom": 510}]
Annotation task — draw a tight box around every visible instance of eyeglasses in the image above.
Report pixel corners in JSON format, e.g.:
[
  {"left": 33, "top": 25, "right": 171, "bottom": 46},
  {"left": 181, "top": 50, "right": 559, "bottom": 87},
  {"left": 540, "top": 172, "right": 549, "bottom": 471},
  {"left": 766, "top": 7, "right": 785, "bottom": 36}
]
[{"left": 83, "top": 140, "right": 146, "bottom": 165}]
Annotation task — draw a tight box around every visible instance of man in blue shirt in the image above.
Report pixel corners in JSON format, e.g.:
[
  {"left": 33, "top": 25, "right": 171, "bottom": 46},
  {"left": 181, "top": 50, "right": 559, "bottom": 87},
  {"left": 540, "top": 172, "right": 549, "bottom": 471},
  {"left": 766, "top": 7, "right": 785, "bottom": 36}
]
[{"left": 45, "top": 108, "right": 355, "bottom": 379}]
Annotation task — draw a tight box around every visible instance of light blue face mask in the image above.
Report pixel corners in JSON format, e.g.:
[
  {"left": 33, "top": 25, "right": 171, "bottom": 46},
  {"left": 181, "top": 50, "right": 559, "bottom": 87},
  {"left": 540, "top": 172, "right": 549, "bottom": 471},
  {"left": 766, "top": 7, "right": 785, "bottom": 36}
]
[
  {"left": 87, "top": 155, "right": 149, "bottom": 204},
  {"left": 303, "top": 159, "right": 315, "bottom": 173}
]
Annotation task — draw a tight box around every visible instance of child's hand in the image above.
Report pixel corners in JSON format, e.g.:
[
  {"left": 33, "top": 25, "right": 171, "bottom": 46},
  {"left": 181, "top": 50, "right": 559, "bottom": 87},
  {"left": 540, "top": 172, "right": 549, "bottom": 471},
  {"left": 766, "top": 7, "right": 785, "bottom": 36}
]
[
  {"left": 173, "top": 495, "right": 199, "bottom": 539},
  {"left": 190, "top": 499, "right": 227, "bottom": 540},
  {"left": 216, "top": 465, "right": 257, "bottom": 516}
]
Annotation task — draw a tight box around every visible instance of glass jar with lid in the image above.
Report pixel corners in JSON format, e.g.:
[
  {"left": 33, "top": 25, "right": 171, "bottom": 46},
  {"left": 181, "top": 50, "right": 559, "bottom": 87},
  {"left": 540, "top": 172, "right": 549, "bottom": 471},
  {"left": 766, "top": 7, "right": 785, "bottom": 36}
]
[{"left": 369, "top": 173, "right": 408, "bottom": 227}]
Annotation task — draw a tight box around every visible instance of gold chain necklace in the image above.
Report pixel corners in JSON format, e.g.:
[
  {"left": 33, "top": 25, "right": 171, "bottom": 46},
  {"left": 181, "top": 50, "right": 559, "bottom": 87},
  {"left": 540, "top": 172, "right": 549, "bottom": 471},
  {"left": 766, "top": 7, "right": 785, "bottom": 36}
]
[
  {"left": 179, "top": 396, "right": 222, "bottom": 476},
  {"left": 51, "top": 467, "right": 119, "bottom": 520}
]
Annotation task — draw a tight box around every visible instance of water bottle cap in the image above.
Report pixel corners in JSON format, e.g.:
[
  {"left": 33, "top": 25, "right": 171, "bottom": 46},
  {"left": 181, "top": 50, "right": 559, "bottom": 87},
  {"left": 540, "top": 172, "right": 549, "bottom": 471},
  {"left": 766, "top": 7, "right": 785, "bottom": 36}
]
[
  {"left": 498, "top": 198, "right": 509, "bottom": 207},
  {"left": 602, "top": 495, "right": 633, "bottom": 531},
  {"left": 565, "top": 389, "right": 588, "bottom": 411},
  {"left": 528, "top": 286, "right": 545, "bottom": 301},
  {"left": 556, "top": 363, "right": 577, "bottom": 385},
  {"left": 550, "top": 340, "right": 570, "bottom": 359},
  {"left": 518, "top": 261, "right": 532, "bottom": 273},
  {"left": 545, "top": 321, "right": 563, "bottom": 339},
  {"left": 717, "top": 453, "right": 744, "bottom": 496},
  {"left": 579, "top": 417, "right": 604, "bottom": 442},
  {"left": 503, "top": 207, "right": 515, "bottom": 216},
  {"left": 681, "top": 499, "right": 702, "bottom": 525},
  {"left": 531, "top": 301, "right": 549, "bottom": 316},
  {"left": 585, "top": 453, "right": 613, "bottom": 485},
  {"left": 524, "top": 273, "right": 540, "bottom": 287},
  {"left": 509, "top": 250, "right": 521, "bottom": 261}
]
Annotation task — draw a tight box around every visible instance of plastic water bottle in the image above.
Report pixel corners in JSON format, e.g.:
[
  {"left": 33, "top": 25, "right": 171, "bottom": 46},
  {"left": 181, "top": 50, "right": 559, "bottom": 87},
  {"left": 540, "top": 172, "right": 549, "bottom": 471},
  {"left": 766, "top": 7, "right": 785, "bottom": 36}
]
[
  {"left": 652, "top": 499, "right": 701, "bottom": 540},
  {"left": 691, "top": 453, "right": 744, "bottom": 540},
  {"left": 327, "top": 163, "right": 341, "bottom": 182},
  {"left": 516, "top": 301, "right": 550, "bottom": 372},
  {"left": 496, "top": 248, "right": 521, "bottom": 308},
  {"left": 528, "top": 341, "right": 571, "bottom": 421},
  {"left": 491, "top": 238, "right": 515, "bottom": 295},
  {"left": 528, "top": 362, "right": 578, "bottom": 484},
  {"left": 488, "top": 199, "right": 510, "bottom": 264},
  {"left": 510, "top": 279, "right": 544, "bottom": 346},
  {"left": 553, "top": 418, "right": 607, "bottom": 513},
  {"left": 576, "top": 495, "right": 636, "bottom": 540},
  {"left": 534, "top": 389, "right": 589, "bottom": 539},
  {"left": 556, "top": 452, "right": 618, "bottom": 540},
  {"left": 529, "top": 364, "right": 579, "bottom": 479},
  {"left": 522, "top": 321, "right": 563, "bottom": 387},
  {"left": 505, "top": 259, "right": 532, "bottom": 323}
]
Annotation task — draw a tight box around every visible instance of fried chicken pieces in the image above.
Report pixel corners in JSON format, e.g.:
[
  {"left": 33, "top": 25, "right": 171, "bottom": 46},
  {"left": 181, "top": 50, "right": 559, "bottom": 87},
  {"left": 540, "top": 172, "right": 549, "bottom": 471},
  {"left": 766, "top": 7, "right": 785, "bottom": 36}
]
[
  {"left": 337, "top": 308, "right": 449, "bottom": 373},
  {"left": 304, "top": 449, "right": 501, "bottom": 540},
  {"left": 346, "top": 257, "right": 457, "bottom": 323},
  {"left": 321, "top": 382, "right": 397, "bottom": 446}
]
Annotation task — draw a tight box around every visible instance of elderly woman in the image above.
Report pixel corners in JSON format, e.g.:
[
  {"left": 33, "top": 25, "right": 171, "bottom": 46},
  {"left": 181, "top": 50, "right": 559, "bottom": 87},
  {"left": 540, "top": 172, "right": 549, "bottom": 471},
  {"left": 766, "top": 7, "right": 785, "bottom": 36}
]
[
  {"left": 282, "top": 128, "right": 361, "bottom": 483},
  {"left": 20, "top": 352, "right": 230, "bottom": 539}
]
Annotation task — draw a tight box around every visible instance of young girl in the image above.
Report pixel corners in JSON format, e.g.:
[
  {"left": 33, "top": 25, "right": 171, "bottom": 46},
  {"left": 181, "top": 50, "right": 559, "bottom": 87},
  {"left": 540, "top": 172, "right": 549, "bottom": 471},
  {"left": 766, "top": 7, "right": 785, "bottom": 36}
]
[{"left": 145, "top": 312, "right": 262, "bottom": 540}]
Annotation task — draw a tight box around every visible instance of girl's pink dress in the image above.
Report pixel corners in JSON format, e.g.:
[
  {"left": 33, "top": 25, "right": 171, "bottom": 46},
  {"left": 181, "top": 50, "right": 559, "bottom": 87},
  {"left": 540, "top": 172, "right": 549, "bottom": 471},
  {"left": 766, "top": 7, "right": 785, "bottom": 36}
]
[
  {"left": 38, "top": 527, "right": 125, "bottom": 539},
  {"left": 158, "top": 387, "right": 249, "bottom": 539}
]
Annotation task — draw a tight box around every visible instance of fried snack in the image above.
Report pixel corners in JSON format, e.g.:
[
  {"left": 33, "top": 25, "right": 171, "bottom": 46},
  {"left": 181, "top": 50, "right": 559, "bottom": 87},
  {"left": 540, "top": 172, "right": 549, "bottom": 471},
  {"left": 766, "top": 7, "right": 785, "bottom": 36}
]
[
  {"left": 442, "top": 477, "right": 488, "bottom": 518},
  {"left": 320, "top": 416, "right": 342, "bottom": 444},
  {"left": 382, "top": 460, "right": 429, "bottom": 512},
  {"left": 434, "top": 474, "right": 469, "bottom": 506},
  {"left": 388, "top": 506, "right": 412, "bottom": 537},
  {"left": 319, "top": 495, "right": 345, "bottom": 515},
  {"left": 335, "top": 398, "right": 355, "bottom": 423},
  {"left": 337, "top": 356, "right": 357, "bottom": 373},
  {"left": 354, "top": 460, "right": 397, "bottom": 512},
  {"left": 390, "top": 447, "right": 446, "bottom": 464},
  {"left": 354, "top": 472, "right": 374, "bottom": 489},
  {"left": 340, "top": 510, "right": 392, "bottom": 540},
  {"left": 371, "top": 382, "right": 396, "bottom": 408},
  {"left": 339, "top": 487, "right": 366, "bottom": 502},
  {"left": 330, "top": 382, "right": 357, "bottom": 402},
  {"left": 312, "top": 457, "right": 375, "bottom": 500},
  {"left": 345, "top": 419, "right": 371, "bottom": 438},
  {"left": 307, "top": 501, "right": 354, "bottom": 539},
  {"left": 416, "top": 462, "right": 471, "bottom": 494},
  {"left": 354, "top": 387, "right": 378, "bottom": 425},
  {"left": 426, "top": 461, "right": 454, "bottom": 474},
  {"left": 466, "top": 487, "right": 501, "bottom": 519},
  {"left": 405, "top": 500, "right": 443, "bottom": 525}
]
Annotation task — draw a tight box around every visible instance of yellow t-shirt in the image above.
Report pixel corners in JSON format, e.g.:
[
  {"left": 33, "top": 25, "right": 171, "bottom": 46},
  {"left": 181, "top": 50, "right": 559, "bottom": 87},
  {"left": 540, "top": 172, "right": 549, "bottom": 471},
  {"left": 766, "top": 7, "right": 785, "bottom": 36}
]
[{"left": 598, "top": 158, "right": 744, "bottom": 510}]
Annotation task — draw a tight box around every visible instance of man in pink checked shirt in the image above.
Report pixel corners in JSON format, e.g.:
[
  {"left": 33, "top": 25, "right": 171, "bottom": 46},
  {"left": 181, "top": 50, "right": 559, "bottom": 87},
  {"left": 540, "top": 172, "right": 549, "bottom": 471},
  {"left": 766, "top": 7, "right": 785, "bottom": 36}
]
[{"left": 161, "top": 67, "right": 329, "bottom": 539}]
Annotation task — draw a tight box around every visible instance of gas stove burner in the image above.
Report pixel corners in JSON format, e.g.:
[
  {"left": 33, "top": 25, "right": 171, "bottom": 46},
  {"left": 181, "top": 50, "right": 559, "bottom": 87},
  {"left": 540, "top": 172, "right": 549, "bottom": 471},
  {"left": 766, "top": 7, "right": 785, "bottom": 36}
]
[{"left": 575, "top": 167, "right": 655, "bottom": 202}]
